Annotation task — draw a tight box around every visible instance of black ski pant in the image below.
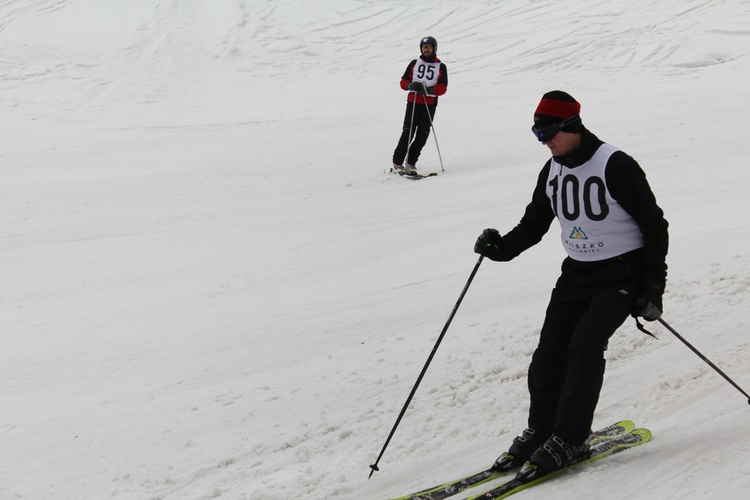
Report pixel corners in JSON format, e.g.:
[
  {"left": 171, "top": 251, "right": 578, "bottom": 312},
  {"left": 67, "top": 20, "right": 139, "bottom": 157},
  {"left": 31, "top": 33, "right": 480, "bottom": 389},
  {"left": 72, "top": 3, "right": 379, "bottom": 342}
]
[
  {"left": 392, "top": 100, "right": 436, "bottom": 166},
  {"left": 526, "top": 250, "right": 644, "bottom": 445}
]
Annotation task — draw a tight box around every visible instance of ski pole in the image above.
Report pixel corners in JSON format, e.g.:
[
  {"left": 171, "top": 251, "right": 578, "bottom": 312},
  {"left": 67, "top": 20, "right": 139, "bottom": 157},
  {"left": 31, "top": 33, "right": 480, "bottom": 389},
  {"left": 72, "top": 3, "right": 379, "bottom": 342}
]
[
  {"left": 422, "top": 98, "right": 445, "bottom": 173},
  {"left": 368, "top": 256, "right": 484, "bottom": 478},
  {"left": 658, "top": 318, "right": 750, "bottom": 405}
]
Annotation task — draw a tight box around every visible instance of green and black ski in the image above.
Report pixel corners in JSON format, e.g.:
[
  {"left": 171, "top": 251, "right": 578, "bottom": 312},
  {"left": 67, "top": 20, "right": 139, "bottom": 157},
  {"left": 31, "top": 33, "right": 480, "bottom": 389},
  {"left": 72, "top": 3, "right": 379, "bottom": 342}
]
[
  {"left": 390, "top": 420, "right": 636, "bottom": 500},
  {"left": 465, "top": 428, "right": 652, "bottom": 500}
]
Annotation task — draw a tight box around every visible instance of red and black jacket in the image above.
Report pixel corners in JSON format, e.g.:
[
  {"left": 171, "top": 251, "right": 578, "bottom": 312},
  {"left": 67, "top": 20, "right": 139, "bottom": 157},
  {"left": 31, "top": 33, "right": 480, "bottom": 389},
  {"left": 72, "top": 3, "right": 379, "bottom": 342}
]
[{"left": 399, "top": 55, "right": 448, "bottom": 106}]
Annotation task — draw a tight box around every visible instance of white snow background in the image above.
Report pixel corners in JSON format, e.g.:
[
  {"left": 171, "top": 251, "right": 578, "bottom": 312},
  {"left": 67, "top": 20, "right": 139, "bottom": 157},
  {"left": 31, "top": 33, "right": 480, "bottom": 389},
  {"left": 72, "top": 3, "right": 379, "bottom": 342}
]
[{"left": 2, "top": 1, "right": 750, "bottom": 499}]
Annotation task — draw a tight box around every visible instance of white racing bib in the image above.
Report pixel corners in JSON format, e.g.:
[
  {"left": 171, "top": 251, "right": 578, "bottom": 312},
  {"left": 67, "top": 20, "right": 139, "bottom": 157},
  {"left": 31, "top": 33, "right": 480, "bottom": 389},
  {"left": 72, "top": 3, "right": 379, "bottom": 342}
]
[
  {"left": 545, "top": 143, "right": 644, "bottom": 261},
  {"left": 411, "top": 60, "right": 441, "bottom": 88}
]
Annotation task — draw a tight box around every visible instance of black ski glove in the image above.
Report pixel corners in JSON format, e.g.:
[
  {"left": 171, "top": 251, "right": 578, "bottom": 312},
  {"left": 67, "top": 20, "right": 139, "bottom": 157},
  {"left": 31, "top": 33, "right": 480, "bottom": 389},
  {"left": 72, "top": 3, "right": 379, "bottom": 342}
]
[
  {"left": 408, "top": 81, "right": 427, "bottom": 95},
  {"left": 632, "top": 277, "right": 664, "bottom": 322},
  {"left": 474, "top": 228, "right": 505, "bottom": 261}
]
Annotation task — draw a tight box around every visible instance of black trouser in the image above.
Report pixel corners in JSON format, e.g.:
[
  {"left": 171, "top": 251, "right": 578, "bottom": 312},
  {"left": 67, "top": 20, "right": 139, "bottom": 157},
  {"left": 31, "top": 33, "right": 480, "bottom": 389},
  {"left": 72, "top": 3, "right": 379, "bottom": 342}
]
[
  {"left": 392, "top": 100, "right": 436, "bottom": 166},
  {"left": 527, "top": 250, "right": 643, "bottom": 445}
]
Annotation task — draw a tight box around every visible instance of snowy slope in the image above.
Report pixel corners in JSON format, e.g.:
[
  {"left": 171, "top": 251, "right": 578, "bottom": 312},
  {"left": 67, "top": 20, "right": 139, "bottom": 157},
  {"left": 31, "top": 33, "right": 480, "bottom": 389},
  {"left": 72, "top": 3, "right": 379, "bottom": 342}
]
[{"left": 2, "top": 1, "right": 750, "bottom": 499}]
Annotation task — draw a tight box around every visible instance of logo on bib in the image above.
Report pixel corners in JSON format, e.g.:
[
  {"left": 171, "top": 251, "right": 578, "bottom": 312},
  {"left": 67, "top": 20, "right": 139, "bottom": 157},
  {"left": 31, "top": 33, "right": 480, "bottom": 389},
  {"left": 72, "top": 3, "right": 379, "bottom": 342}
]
[{"left": 569, "top": 226, "right": 589, "bottom": 240}]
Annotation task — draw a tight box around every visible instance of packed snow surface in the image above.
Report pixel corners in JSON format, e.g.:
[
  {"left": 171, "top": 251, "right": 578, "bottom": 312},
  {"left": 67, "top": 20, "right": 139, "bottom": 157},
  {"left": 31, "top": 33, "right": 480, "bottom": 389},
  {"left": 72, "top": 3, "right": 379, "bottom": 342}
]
[{"left": 2, "top": 1, "right": 750, "bottom": 499}]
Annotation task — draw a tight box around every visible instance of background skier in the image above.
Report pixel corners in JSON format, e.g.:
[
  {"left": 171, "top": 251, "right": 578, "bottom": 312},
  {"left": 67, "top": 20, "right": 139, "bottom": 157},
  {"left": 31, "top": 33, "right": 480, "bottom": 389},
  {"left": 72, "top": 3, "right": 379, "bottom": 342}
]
[{"left": 391, "top": 36, "right": 448, "bottom": 176}]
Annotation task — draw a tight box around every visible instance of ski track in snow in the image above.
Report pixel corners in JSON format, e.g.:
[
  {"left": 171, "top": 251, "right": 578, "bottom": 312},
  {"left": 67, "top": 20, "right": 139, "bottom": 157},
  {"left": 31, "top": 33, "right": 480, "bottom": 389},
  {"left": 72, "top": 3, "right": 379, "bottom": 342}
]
[{"left": 2, "top": 1, "right": 750, "bottom": 499}]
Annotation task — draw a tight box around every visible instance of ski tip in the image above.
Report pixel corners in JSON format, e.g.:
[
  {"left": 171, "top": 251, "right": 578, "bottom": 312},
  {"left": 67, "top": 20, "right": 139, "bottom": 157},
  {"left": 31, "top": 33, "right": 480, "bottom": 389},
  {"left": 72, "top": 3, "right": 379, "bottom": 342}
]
[
  {"left": 632, "top": 428, "right": 653, "bottom": 442},
  {"left": 636, "top": 428, "right": 653, "bottom": 440}
]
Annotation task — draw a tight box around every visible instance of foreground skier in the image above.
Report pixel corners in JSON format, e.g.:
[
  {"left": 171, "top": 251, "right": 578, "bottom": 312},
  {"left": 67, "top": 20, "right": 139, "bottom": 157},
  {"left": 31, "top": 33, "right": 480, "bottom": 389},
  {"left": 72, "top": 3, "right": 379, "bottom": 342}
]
[{"left": 474, "top": 90, "right": 669, "bottom": 475}]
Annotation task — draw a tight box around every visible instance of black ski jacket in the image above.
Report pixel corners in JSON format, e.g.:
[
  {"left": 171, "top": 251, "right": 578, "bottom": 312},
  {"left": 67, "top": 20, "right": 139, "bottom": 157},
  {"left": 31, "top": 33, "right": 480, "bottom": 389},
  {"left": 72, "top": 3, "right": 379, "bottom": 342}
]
[{"left": 497, "top": 128, "right": 669, "bottom": 290}]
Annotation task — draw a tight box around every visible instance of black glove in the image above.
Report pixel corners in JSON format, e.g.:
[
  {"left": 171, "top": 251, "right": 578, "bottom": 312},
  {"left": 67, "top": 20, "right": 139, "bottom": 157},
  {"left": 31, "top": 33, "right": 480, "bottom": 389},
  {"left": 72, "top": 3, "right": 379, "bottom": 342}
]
[
  {"left": 632, "top": 278, "right": 665, "bottom": 322},
  {"left": 474, "top": 228, "right": 505, "bottom": 261},
  {"left": 408, "top": 81, "right": 427, "bottom": 95}
]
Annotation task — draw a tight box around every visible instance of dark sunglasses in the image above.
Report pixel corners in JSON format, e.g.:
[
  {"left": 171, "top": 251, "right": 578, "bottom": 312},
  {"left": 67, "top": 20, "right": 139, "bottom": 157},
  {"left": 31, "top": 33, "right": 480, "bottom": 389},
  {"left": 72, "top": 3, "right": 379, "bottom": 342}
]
[{"left": 531, "top": 114, "right": 581, "bottom": 142}]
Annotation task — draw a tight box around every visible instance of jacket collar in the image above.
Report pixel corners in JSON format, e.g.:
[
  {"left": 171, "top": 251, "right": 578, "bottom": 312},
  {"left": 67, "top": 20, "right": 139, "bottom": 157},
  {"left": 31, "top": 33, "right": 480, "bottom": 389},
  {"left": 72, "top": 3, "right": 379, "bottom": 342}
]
[{"left": 554, "top": 127, "right": 603, "bottom": 168}]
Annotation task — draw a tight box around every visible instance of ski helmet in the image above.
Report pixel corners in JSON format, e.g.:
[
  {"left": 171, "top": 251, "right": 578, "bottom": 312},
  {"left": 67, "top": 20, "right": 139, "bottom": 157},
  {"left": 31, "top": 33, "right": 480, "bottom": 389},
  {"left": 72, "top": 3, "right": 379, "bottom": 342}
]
[{"left": 420, "top": 36, "right": 437, "bottom": 53}]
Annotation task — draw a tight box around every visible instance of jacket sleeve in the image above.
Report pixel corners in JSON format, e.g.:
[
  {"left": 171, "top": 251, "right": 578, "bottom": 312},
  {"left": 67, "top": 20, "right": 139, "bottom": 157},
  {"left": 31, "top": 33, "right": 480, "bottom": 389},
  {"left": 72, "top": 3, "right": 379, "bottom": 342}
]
[
  {"left": 400, "top": 60, "right": 416, "bottom": 90},
  {"left": 496, "top": 162, "right": 556, "bottom": 261},
  {"left": 606, "top": 151, "right": 669, "bottom": 289},
  {"left": 432, "top": 63, "right": 448, "bottom": 96}
]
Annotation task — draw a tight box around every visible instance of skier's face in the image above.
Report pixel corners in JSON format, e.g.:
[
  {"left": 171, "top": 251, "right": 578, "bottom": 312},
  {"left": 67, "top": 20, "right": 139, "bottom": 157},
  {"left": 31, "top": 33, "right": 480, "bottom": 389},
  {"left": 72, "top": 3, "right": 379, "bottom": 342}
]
[
  {"left": 541, "top": 131, "right": 581, "bottom": 157},
  {"left": 420, "top": 44, "right": 434, "bottom": 58}
]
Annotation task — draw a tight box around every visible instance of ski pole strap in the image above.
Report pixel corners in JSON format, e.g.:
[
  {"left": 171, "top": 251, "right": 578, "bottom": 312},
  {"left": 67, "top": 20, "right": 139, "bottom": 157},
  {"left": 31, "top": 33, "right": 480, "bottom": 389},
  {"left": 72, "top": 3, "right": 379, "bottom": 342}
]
[{"left": 634, "top": 317, "right": 658, "bottom": 339}]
